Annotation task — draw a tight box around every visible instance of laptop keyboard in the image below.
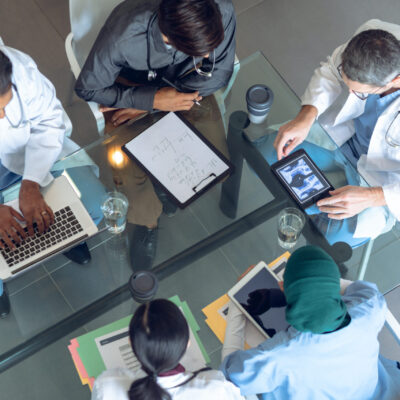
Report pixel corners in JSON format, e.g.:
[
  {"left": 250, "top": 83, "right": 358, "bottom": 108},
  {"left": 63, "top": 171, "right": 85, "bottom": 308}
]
[{"left": 0, "top": 206, "right": 84, "bottom": 268}]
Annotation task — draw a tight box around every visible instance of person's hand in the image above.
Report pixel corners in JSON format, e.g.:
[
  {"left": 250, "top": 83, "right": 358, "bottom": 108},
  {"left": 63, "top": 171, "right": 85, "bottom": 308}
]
[
  {"left": 19, "top": 180, "right": 54, "bottom": 235},
  {"left": 316, "top": 185, "right": 386, "bottom": 219},
  {"left": 0, "top": 205, "right": 26, "bottom": 249},
  {"left": 153, "top": 87, "right": 202, "bottom": 111},
  {"left": 273, "top": 105, "right": 318, "bottom": 160},
  {"left": 110, "top": 108, "right": 147, "bottom": 127}
]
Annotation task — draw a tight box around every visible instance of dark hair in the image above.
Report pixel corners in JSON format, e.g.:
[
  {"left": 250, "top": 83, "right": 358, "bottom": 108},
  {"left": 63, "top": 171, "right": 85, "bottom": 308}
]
[
  {"left": 128, "top": 299, "right": 190, "bottom": 400},
  {"left": 0, "top": 51, "right": 12, "bottom": 96},
  {"left": 158, "top": 0, "right": 224, "bottom": 56},
  {"left": 341, "top": 29, "right": 400, "bottom": 86}
]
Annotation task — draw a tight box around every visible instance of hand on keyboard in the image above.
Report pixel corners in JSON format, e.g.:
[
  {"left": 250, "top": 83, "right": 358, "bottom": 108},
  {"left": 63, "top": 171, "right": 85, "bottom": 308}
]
[
  {"left": 0, "top": 205, "right": 26, "bottom": 249},
  {"left": 19, "top": 180, "right": 55, "bottom": 235}
]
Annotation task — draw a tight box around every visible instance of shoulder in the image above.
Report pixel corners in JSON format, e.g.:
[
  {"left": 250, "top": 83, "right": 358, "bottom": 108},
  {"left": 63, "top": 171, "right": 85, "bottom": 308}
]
[
  {"left": 0, "top": 45, "right": 38, "bottom": 75},
  {"left": 354, "top": 19, "right": 400, "bottom": 39},
  {"left": 214, "top": 0, "right": 235, "bottom": 24},
  {"left": 102, "top": 0, "right": 159, "bottom": 40},
  {"left": 92, "top": 368, "right": 136, "bottom": 400},
  {"left": 178, "top": 370, "right": 243, "bottom": 398},
  {"left": 0, "top": 45, "right": 50, "bottom": 98},
  {"left": 343, "top": 281, "right": 387, "bottom": 326}
]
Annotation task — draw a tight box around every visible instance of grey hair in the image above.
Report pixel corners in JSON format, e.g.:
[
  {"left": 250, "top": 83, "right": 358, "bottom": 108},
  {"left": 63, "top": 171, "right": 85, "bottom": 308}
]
[{"left": 341, "top": 29, "right": 400, "bottom": 86}]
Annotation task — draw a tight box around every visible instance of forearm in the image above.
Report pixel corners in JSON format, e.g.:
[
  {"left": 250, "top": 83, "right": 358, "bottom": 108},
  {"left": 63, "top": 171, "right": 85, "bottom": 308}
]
[
  {"left": 369, "top": 187, "right": 386, "bottom": 207},
  {"left": 221, "top": 302, "right": 246, "bottom": 361},
  {"left": 294, "top": 105, "right": 318, "bottom": 127},
  {"left": 75, "top": 83, "right": 157, "bottom": 111}
]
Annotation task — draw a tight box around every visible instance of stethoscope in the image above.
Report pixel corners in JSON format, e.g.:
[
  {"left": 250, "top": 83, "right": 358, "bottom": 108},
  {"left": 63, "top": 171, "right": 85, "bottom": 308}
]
[
  {"left": 146, "top": 13, "right": 158, "bottom": 82},
  {"left": 146, "top": 13, "right": 215, "bottom": 82},
  {"left": 5, "top": 84, "right": 24, "bottom": 128}
]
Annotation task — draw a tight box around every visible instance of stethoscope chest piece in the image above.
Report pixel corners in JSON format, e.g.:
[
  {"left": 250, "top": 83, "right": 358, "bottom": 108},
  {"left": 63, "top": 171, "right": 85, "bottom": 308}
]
[{"left": 147, "top": 69, "right": 157, "bottom": 81}]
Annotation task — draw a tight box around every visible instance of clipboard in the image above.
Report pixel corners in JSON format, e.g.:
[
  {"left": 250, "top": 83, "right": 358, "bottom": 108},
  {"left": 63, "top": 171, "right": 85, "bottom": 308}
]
[{"left": 121, "top": 112, "right": 234, "bottom": 208}]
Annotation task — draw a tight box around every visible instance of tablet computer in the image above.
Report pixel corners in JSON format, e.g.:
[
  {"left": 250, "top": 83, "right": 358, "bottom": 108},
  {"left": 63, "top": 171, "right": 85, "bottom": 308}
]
[
  {"left": 271, "top": 149, "right": 334, "bottom": 209},
  {"left": 228, "top": 261, "right": 289, "bottom": 339}
]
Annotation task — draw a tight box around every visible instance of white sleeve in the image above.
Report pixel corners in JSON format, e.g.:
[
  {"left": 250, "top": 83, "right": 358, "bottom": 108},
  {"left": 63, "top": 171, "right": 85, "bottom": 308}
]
[
  {"left": 221, "top": 302, "right": 246, "bottom": 361},
  {"left": 21, "top": 57, "right": 65, "bottom": 186},
  {"left": 300, "top": 43, "right": 345, "bottom": 117},
  {"left": 382, "top": 183, "right": 400, "bottom": 221}
]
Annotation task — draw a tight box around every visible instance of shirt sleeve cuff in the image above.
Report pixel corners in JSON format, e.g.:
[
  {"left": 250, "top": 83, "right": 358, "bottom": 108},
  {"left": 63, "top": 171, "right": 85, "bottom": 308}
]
[{"left": 132, "top": 86, "right": 158, "bottom": 111}]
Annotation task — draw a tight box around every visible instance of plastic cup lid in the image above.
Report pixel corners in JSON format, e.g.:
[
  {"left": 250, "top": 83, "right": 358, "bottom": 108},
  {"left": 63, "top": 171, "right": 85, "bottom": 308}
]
[
  {"left": 246, "top": 85, "right": 274, "bottom": 110},
  {"left": 129, "top": 271, "right": 158, "bottom": 302}
]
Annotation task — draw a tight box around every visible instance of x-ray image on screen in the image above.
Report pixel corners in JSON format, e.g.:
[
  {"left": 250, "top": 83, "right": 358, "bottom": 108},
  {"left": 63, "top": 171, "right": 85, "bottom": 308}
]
[{"left": 277, "top": 157, "right": 327, "bottom": 202}]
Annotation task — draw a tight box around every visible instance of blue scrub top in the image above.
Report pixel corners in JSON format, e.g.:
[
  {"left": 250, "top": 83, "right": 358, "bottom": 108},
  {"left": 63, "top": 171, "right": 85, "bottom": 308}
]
[
  {"left": 342, "top": 90, "right": 400, "bottom": 167},
  {"left": 221, "top": 281, "right": 400, "bottom": 400}
]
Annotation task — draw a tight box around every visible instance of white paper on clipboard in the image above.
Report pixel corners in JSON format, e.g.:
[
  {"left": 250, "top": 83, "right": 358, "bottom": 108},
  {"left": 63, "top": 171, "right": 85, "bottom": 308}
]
[{"left": 123, "top": 112, "right": 230, "bottom": 204}]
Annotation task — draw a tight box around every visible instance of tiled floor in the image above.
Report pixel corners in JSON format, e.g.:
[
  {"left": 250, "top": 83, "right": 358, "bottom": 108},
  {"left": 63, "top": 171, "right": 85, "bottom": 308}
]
[{"left": 1, "top": 1, "right": 400, "bottom": 399}]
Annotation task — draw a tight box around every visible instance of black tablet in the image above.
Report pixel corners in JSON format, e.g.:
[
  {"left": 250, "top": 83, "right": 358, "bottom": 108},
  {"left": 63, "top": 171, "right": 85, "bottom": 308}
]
[
  {"left": 228, "top": 261, "right": 289, "bottom": 338},
  {"left": 271, "top": 149, "right": 334, "bottom": 209}
]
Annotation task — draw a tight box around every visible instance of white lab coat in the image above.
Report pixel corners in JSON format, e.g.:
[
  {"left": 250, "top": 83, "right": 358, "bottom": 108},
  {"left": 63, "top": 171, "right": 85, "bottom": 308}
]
[
  {"left": 0, "top": 45, "right": 77, "bottom": 187},
  {"left": 301, "top": 19, "right": 400, "bottom": 230},
  {"left": 91, "top": 368, "right": 245, "bottom": 400}
]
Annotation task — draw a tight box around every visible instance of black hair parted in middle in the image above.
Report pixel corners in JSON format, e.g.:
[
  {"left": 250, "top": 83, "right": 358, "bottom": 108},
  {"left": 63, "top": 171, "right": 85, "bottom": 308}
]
[{"left": 158, "top": 0, "right": 224, "bottom": 57}]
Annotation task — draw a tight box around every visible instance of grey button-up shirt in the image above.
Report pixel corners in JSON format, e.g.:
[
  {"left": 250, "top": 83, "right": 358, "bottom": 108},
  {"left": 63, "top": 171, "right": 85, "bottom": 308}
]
[{"left": 75, "top": 0, "right": 236, "bottom": 111}]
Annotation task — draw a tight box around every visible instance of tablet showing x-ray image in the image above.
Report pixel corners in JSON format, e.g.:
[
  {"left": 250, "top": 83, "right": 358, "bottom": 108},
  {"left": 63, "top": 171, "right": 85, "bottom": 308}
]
[{"left": 271, "top": 149, "right": 334, "bottom": 209}]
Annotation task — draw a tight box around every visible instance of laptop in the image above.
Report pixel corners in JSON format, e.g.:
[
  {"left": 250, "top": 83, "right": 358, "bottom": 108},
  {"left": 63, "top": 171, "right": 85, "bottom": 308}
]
[{"left": 0, "top": 175, "right": 98, "bottom": 280}]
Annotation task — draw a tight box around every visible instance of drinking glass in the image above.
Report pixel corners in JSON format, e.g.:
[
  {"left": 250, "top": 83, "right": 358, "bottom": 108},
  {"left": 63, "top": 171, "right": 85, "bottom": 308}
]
[
  {"left": 277, "top": 208, "right": 305, "bottom": 249},
  {"left": 101, "top": 191, "right": 129, "bottom": 234}
]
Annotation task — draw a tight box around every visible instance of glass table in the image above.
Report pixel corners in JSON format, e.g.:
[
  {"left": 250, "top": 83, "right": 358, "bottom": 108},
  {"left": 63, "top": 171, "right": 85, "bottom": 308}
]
[{"left": 1, "top": 52, "right": 399, "bottom": 398}]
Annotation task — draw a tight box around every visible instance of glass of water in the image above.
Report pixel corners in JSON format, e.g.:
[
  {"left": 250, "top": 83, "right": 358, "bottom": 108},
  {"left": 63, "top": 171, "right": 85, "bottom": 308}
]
[
  {"left": 101, "top": 191, "right": 129, "bottom": 234},
  {"left": 277, "top": 208, "right": 305, "bottom": 249}
]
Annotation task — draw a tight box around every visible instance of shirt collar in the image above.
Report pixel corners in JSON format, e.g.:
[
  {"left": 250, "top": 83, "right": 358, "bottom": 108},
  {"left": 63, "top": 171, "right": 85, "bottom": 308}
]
[
  {"left": 158, "top": 363, "right": 185, "bottom": 377},
  {"left": 150, "top": 14, "right": 172, "bottom": 54}
]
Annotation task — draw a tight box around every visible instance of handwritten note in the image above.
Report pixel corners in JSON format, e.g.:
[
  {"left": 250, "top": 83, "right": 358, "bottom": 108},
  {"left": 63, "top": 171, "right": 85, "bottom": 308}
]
[{"left": 123, "top": 112, "right": 230, "bottom": 204}]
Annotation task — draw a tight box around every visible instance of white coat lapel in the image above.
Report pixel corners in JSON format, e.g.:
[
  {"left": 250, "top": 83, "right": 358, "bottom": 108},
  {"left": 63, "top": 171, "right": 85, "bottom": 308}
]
[{"left": 333, "top": 92, "right": 365, "bottom": 126}]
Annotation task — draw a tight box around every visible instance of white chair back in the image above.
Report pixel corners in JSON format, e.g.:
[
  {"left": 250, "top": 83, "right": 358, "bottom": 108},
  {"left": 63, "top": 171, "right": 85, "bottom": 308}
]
[{"left": 69, "top": 0, "right": 123, "bottom": 67}]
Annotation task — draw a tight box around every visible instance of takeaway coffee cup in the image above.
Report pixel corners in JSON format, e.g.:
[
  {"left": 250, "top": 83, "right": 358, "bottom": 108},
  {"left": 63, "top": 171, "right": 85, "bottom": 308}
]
[
  {"left": 129, "top": 270, "right": 158, "bottom": 303},
  {"left": 246, "top": 84, "right": 274, "bottom": 124}
]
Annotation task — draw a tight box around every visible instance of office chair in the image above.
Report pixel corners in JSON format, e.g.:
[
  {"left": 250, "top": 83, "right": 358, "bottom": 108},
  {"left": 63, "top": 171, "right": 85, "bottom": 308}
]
[{"left": 65, "top": 0, "right": 123, "bottom": 136}]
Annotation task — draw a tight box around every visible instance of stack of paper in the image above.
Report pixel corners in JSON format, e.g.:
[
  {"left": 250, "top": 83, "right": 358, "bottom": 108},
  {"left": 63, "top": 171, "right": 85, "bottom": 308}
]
[
  {"left": 68, "top": 295, "right": 209, "bottom": 391},
  {"left": 202, "top": 252, "right": 290, "bottom": 348}
]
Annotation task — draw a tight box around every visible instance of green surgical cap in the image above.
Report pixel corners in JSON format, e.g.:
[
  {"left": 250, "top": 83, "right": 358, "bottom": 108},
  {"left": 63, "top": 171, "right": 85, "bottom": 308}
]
[{"left": 283, "top": 246, "right": 348, "bottom": 334}]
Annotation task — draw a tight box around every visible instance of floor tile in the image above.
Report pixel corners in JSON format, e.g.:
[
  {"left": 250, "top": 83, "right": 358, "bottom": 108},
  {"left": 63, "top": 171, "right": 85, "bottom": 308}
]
[
  {"left": 156, "top": 249, "right": 239, "bottom": 356},
  {"left": 208, "top": 346, "right": 224, "bottom": 369},
  {"left": 34, "top": 0, "right": 70, "bottom": 39},
  {"left": 50, "top": 234, "right": 132, "bottom": 310},
  {"left": 0, "top": 276, "right": 72, "bottom": 354},
  {"left": 235, "top": 0, "right": 400, "bottom": 96},
  {"left": 0, "top": 328, "right": 89, "bottom": 400},
  {"left": 0, "top": 0, "right": 73, "bottom": 104},
  {"left": 232, "top": 0, "right": 264, "bottom": 15},
  {"left": 154, "top": 206, "right": 210, "bottom": 266},
  {"left": 189, "top": 163, "right": 274, "bottom": 235},
  {"left": 363, "top": 241, "right": 400, "bottom": 293},
  {"left": 5, "top": 264, "right": 47, "bottom": 296}
]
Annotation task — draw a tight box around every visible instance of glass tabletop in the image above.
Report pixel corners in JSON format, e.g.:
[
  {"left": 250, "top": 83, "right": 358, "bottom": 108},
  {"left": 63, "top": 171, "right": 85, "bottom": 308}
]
[{"left": 1, "top": 52, "right": 400, "bottom": 394}]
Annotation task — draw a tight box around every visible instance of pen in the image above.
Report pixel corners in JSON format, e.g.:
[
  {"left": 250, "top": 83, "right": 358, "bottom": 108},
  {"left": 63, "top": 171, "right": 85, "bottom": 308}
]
[{"left": 161, "top": 77, "right": 202, "bottom": 106}]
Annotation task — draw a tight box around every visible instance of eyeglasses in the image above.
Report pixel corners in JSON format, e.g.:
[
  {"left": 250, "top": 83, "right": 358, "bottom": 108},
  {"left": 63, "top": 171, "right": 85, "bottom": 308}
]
[
  {"left": 337, "top": 64, "right": 384, "bottom": 100},
  {"left": 193, "top": 50, "right": 215, "bottom": 78}
]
